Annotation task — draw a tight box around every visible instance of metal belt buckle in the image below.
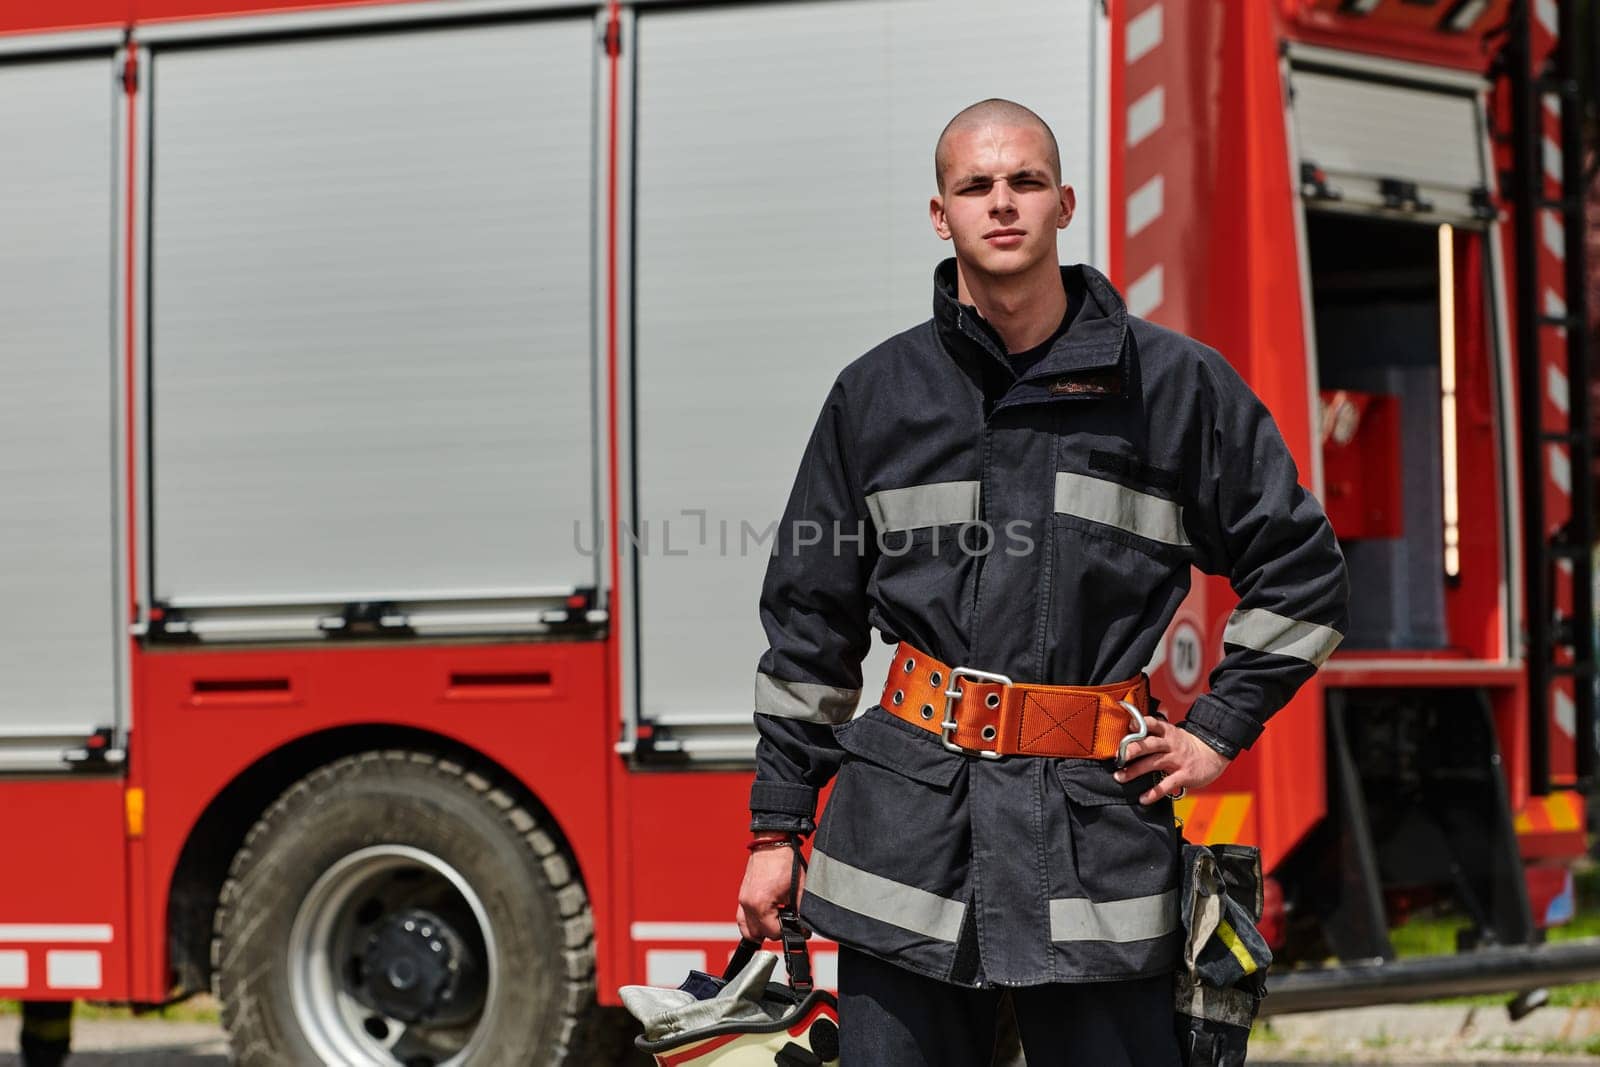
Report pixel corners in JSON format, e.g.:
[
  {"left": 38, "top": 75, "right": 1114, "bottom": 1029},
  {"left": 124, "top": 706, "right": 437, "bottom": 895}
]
[{"left": 941, "top": 666, "right": 1010, "bottom": 760}]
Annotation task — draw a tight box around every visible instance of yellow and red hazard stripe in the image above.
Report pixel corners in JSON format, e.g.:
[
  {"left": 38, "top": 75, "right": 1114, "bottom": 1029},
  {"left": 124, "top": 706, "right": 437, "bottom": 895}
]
[
  {"left": 1513, "top": 791, "right": 1586, "bottom": 861},
  {"left": 1514, "top": 791, "right": 1584, "bottom": 834},
  {"left": 1173, "top": 792, "right": 1255, "bottom": 846}
]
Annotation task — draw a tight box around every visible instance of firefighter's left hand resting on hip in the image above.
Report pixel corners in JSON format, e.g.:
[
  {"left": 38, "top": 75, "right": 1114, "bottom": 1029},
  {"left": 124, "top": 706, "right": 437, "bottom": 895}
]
[{"left": 1113, "top": 716, "right": 1232, "bottom": 804}]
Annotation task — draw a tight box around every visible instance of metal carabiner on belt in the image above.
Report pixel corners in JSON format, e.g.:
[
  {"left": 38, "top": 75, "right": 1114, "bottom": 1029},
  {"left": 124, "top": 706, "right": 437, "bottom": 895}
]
[{"left": 1115, "top": 699, "right": 1147, "bottom": 767}]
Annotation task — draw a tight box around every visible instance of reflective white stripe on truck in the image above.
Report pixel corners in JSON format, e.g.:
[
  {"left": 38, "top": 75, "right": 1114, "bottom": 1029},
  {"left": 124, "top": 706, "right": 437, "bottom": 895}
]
[{"left": 0, "top": 924, "right": 112, "bottom": 943}]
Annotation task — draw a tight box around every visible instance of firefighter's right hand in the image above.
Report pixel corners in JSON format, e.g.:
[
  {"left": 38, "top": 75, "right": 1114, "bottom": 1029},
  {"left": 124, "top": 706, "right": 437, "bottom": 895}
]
[{"left": 736, "top": 840, "right": 806, "bottom": 942}]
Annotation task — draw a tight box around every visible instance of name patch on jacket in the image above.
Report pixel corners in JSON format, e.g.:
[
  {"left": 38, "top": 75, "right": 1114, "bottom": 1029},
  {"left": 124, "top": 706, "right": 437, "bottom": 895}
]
[{"left": 1048, "top": 370, "right": 1123, "bottom": 396}]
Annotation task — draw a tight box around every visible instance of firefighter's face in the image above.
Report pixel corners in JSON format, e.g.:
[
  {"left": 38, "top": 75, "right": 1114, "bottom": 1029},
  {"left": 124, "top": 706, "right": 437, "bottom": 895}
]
[{"left": 929, "top": 123, "right": 1073, "bottom": 278}]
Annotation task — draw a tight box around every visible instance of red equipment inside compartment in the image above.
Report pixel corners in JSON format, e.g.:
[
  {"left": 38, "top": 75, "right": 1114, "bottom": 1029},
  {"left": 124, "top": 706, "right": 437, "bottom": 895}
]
[{"left": 1320, "top": 389, "right": 1404, "bottom": 540}]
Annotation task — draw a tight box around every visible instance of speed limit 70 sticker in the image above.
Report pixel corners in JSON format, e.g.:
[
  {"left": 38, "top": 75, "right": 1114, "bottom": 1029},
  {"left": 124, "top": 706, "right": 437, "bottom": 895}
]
[{"left": 1167, "top": 620, "right": 1204, "bottom": 694}]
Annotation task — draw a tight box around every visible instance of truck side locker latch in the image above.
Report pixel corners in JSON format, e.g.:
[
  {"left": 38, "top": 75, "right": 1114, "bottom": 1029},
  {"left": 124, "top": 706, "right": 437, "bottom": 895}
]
[
  {"left": 1300, "top": 161, "right": 1342, "bottom": 203},
  {"left": 631, "top": 719, "right": 690, "bottom": 765},
  {"left": 318, "top": 600, "right": 412, "bottom": 637},
  {"left": 1379, "top": 177, "right": 1433, "bottom": 213},
  {"left": 146, "top": 602, "right": 199, "bottom": 641},
  {"left": 63, "top": 727, "right": 126, "bottom": 769},
  {"left": 1469, "top": 185, "right": 1498, "bottom": 221}
]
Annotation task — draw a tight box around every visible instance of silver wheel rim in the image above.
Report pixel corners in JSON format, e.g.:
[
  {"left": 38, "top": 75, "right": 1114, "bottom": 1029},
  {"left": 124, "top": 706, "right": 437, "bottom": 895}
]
[{"left": 287, "top": 844, "right": 500, "bottom": 1066}]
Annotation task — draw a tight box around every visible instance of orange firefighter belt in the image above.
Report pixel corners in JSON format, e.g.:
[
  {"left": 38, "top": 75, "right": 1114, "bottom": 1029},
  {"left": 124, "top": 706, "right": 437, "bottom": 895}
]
[{"left": 878, "top": 641, "right": 1151, "bottom": 763}]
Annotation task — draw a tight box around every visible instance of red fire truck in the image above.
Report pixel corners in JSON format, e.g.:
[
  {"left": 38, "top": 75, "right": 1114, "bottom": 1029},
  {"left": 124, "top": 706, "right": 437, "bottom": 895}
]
[{"left": 1, "top": 0, "right": 1596, "bottom": 1062}]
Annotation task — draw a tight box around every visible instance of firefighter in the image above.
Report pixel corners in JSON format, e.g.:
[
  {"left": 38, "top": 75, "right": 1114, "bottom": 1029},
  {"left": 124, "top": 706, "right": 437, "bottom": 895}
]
[{"left": 734, "top": 98, "right": 1350, "bottom": 1064}]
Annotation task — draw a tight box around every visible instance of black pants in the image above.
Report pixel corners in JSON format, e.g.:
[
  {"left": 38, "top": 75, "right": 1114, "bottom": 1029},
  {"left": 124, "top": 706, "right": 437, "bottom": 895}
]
[
  {"left": 836, "top": 945, "right": 1184, "bottom": 1066},
  {"left": 19, "top": 1000, "right": 73, "bottom": 1067}
]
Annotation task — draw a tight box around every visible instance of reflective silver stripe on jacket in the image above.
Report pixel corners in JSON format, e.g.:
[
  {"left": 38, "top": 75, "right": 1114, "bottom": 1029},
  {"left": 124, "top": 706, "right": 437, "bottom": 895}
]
[
  {"left": 1054, "top": 471, "right": 1190, "bottom": 546},
  {"left": 1049, "top": 889, "right": 1179, "bottom": 943},
  {"left": 806, "top": 849, "right": 967, "bottom": 942},
  {"left": 865, "top": 480, "right": 980, "bottom": 533},
  {"left": 1223, "top": 606, "right": 1343, "bottom": 667},
  {"left": 754, "top": 672, "right": 859, "bottom": 724}
]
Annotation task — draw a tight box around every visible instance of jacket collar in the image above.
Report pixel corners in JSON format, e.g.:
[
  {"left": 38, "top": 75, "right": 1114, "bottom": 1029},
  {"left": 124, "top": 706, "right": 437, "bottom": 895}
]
[{"left": 931, "top": 256, "right": 1130, "bottom": 402}]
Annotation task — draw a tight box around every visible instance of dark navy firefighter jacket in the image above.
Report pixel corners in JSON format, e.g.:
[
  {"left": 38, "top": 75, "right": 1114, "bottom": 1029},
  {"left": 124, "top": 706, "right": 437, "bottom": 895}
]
[{"left": 749, "top": 257, "right": 1350, "bottom": 988}]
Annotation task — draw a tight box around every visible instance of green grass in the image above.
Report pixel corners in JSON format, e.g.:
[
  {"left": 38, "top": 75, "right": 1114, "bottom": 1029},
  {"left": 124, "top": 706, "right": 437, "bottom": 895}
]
[
  {"left": 0, "top": 995, "right": 220, "bottom": 1024},
  {"left": 1473, "top": 1034, "right": 1600, "bottom": 1056}
]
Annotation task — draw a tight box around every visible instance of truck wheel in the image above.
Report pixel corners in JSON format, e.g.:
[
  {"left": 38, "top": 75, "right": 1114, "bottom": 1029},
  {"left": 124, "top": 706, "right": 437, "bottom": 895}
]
[{"left": 212, "top": 750, "right": 602, "bottom": 1066}]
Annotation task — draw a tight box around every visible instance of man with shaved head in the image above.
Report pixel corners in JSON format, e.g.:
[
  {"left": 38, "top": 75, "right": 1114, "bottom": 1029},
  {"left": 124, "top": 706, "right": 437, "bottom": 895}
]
[
  {"left": 935, "top": 98, "right": 1063, "bottom": 194},
  {"left": 737, "top": 98, "right": 1349, "bottom": 1063}
]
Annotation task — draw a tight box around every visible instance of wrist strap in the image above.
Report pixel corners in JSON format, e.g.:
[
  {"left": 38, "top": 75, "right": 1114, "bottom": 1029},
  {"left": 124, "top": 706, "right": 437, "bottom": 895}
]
[{"left": 747, "top": 836, "right": 797, "bottom": 853}]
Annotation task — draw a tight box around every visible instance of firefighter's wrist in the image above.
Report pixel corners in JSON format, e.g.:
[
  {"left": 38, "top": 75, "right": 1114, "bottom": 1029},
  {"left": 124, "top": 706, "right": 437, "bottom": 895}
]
[{"left": 1180, "top": 719, "right": 1241, "bottom": 760}]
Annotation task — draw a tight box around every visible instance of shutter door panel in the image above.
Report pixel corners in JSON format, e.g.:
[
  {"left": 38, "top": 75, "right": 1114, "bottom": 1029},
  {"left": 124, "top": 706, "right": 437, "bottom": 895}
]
[
  {"left": 150, "top": 21, "right": 597, "bottom": 611},
  {"left": 0, "top": 56, "right": 118, "bottom": 764},
  {"left": 1291, "top": 67, "right": 1489, "bottom": 220}
]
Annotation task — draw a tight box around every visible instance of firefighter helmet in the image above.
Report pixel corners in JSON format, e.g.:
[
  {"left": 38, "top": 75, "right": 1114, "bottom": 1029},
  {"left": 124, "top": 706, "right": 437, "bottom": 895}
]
[{"left": 625, "top": 911, "right": 840, "bottom": 1066}]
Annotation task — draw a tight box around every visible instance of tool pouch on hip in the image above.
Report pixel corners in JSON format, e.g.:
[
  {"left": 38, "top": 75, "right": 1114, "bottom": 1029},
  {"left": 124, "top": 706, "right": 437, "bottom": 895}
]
[{"left": 1173, "top": 841, "right": 1272, "bottom": 1067}]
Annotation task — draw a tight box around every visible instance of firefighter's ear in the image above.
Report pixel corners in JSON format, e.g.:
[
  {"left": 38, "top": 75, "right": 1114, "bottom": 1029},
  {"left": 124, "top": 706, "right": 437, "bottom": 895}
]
[
  {"left": 1057, "top": 184, "right": 1075, "bottom": 230},
  {"left": 930, "top": 195, "right": 952, "bottom": 241}
]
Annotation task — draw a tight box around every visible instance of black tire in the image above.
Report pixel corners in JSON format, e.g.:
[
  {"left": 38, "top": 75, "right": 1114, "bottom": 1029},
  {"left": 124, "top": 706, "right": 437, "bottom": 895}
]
[{"left": 211, "top": 750, "right": 604, "bottom": 1065}]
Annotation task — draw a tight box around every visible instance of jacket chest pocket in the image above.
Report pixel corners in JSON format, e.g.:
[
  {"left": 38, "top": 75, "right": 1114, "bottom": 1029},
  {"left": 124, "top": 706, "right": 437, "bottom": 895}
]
[{"left": 1044, "top": 465, "right": 1195, "bottom": 680}]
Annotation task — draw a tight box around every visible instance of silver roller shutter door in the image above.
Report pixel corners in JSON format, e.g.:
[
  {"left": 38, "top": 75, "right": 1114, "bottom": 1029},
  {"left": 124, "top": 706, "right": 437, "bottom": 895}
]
[
  {"left": 1290, "top": 68, "right": 1489, "bottom": 220},
  {"left": 631, "top": 0, "right": 1100, "bottom": 753},
  {"left": 150, "top": 20, "right": 597, "bottom": 610},
  {"left": 0, "top": 56, "right": 119, "bottom": 766}
]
